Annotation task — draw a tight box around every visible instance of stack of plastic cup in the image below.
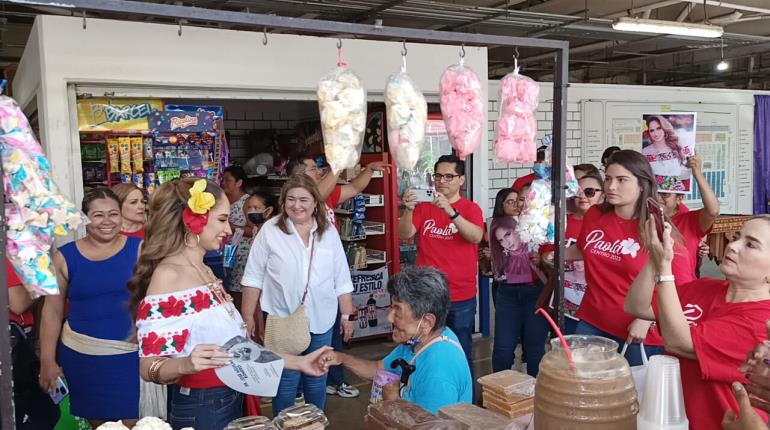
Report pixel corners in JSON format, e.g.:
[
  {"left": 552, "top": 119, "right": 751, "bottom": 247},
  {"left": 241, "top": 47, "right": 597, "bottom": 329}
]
[{"left": 637, "top": 355, "right": 689, "bottom": 430}]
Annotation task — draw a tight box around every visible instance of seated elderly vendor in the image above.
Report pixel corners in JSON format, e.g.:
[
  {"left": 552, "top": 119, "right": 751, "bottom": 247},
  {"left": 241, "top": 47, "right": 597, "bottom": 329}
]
[{"left": 320, "top": 266, "right": 472, "bottom": 413}]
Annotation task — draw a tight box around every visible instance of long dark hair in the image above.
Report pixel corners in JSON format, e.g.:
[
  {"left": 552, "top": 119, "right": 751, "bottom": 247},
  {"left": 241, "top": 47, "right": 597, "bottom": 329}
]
[
  {"left": 603, "top": 150, "right": 683, "bottom": 243},
  {"left": 127, "top": 178, "right": 225, "bottom": 320},
  {"left": 276, "top": 173, "right": 329, "bottom": 239},
  {"left": 492, "top": 188, "right": 517, "bottom": 219}
]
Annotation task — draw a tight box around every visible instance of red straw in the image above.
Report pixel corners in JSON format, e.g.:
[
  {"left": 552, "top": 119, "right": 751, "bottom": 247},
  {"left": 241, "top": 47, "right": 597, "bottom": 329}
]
[{"left": 536, "top": 308, "right": 575, "bottom": 371}]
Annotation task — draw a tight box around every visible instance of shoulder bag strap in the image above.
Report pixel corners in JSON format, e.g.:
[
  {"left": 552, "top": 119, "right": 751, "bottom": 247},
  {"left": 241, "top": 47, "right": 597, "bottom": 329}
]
[{"left": 300, "top": 234, "right": 316, "bottom": 305}]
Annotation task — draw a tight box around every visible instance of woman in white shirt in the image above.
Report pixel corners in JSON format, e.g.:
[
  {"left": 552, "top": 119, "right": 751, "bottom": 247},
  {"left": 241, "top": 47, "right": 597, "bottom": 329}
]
[{"left": 240, "top": 173, "right": 355, "bottom": 414}]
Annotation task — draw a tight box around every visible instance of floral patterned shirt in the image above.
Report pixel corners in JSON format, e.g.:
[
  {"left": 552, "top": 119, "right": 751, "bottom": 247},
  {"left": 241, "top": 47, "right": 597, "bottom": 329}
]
[{"left": 136, "top": 283, "right": 246, "bottom": 358}]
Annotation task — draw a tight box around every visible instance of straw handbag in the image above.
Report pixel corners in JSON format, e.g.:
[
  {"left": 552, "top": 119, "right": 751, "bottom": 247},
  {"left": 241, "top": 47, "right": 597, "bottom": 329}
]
[{"left": 264, "top": 236, "right": 314, "bottom": 355}]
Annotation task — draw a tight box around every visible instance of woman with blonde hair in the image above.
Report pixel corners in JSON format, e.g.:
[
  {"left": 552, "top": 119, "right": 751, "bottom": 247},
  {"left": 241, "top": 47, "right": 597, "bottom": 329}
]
[
  {"left": 128, "top": 178, "right": 330, "bottom": 429},
  {"left": 111, "top": 183, "right": 147, "bottom": 238},
  {"left": 241, "top": 173, "right": 355, "bottom": 414}
]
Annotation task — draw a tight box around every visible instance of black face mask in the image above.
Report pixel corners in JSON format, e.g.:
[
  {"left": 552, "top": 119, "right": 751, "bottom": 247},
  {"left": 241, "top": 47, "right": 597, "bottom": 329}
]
[{"left": 247, "top": 212, "right": 265, "bottom": 225}]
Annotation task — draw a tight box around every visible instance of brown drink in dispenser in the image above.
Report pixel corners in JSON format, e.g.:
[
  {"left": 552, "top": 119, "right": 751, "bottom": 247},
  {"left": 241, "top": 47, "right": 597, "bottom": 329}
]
[{"left": 535, "top": 335, "right": 638, "bottom": 430}]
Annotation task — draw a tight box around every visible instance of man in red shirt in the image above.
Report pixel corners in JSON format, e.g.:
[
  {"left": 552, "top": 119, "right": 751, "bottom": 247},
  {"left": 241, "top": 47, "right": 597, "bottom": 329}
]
[
  {"left": 399, "top": 154, "right": 484, "bottom": 372},
  {"left": 657, "top": 154, "right": 719, "bottom": 284},
  {"left": 286, "top": 156, "right": 386, "bottom": 399},
  {"left": 6, "top": 260, "right": 60, "bottom": 429}
]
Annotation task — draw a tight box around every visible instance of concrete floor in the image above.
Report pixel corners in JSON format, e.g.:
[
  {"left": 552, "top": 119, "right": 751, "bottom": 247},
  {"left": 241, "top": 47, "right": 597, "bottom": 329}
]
[{"left": 261, "top": 259, "right": 725, "bottom": 429}]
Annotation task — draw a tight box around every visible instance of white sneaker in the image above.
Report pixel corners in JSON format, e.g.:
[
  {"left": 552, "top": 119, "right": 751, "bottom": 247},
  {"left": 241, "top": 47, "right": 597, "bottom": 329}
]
[
  {"left": 335, "top": 382, "right": 360, "bottom": 398},
  {"left": 325, "top": 385, "right": 337, "bottom": 395}
]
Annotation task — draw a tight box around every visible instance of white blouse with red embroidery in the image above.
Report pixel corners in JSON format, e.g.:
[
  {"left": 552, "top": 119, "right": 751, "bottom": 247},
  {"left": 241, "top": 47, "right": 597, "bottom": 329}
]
[{"left": 135, "top": 283, "right": 246, "bottom": 358}]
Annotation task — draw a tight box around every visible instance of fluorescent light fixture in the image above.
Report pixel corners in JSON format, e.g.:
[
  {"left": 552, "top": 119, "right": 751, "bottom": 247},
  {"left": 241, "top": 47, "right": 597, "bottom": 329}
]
[
  {"left": 612, "top": 17, "right": 724, "bottom": 38},
  {"left": 716, "top": 60, "right": 729, "bottom": 71}
]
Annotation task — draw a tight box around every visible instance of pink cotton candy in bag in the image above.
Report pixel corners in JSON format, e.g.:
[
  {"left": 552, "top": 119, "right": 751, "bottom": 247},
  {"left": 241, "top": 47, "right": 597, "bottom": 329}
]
[
  {"left": 439, "top": 63, "right": 484, "bottom": 160},
  {"left": 494, "top": 70, "right": 540, "bottom": 164}
]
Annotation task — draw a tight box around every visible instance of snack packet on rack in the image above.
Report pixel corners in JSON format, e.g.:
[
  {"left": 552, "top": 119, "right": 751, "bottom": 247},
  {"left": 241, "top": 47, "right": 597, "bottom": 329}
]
[
  {"left": 118, "top": 137, "right": 131, "bottom": 174},
  {"left": 107, "top": 138, "right": 120, "bottom": 173},
  {"left": 130, "top": 137, "right": 144, "bottom": 173},
  {"left": 439, "top": 62, "right": 484, "bottom": 160},
  {"left": 494, "top": 70, "right": 539, "bottom": 163},
  {"left": 385, "top": 70, "right": 427, "bottom": 170},
  {"left": 1, "top": 95, "right": 82, "bottom": 297},
  {"left": 317, "top": 66, "right": 366, "bottom": 174}
]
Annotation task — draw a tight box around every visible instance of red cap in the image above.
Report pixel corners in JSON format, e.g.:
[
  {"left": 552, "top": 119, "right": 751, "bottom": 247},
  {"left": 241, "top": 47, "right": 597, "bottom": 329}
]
[{"left": 512, "top": 173, "right": 536, "bottom": 192}]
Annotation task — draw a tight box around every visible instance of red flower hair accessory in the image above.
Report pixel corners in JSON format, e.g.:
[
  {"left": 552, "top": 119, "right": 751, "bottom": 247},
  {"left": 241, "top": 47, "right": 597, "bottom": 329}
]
[{"left": 182, "top": 179, "right": 216, "bottom": 234}]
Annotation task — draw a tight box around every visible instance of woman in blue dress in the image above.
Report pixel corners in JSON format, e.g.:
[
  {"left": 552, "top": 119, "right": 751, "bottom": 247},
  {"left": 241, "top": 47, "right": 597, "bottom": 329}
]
[{"left": 39, "top": 188, "right": 142, "bottom": 428}]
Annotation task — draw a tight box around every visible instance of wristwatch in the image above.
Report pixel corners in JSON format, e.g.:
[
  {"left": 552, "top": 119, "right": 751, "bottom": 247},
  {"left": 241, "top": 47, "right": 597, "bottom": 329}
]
[
  {"left": 341, "top": 314, "right": 357, "bottom": 322},
  {"left": 654, "top": 274, "right": 675, "bottom": 285},
  {"left": 449, "top": 209, "right": 460, "bottom": 220}
]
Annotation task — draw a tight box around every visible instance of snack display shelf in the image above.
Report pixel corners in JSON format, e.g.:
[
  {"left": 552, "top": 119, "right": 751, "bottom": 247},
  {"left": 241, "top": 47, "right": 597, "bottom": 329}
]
[
  {"left": 363, "top": 221, "right": 385, "bottom": 236},
  {"left": 365, "top": 249, "right": 386, "bottom": 266}
]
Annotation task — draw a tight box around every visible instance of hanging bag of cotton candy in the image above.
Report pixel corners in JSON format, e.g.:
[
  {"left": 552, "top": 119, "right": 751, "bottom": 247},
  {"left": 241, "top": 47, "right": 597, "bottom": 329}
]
[
  {"left": 317, "top": 66, "right": 367, "bottom": 174},
  {"left": 439, "top": 62, "right": 484, "bottom": 160},
  {"left": 494, "top": 70, "right": 540, "bottom": 164},
  {"left": 0, "top": 95, "right": 82, "bottom": 297},
  {"left": 385, "top": 71, "right": 427, "bottom": 170}
]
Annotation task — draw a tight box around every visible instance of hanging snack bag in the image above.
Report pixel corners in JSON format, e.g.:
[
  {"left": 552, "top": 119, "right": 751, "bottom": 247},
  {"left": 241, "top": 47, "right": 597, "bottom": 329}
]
[
  {"left": 494, "top": 70, "right": 539, "bottom": 163},
  {"left": 107, "top": 138, "right": 120, "bottom": 173},
  {"left": 317, "top": 66, "right": 367, "bottom": 174},
  {"left": 385, "top": 71, "right": 427, "bottom": 170},
  {"left": 143, "top": 137, "right": 154, "bottom": 160},
  {"left": 130, "top": 137, "right": 144, "bottom": 173},
  {"left": 439, "top": 62, "right": 484, "bottom": 160},
  {"left": 118, "top": 137, "right": 131, "bottom": 174}
]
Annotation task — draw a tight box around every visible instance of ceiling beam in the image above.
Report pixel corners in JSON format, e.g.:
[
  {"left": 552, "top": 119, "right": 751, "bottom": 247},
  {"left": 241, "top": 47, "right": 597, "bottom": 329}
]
[
  {"left": 435, "top": 0, "right": 529, "bottom": 31},
  {"left": 676, "top": 4, "right": 691, "bottom": 21},
  {"left": 347, "top": 0, "right": 407, "bottom": 23},
  {"left": 605, "top": 0, "right": 685, "bottom": 19}
]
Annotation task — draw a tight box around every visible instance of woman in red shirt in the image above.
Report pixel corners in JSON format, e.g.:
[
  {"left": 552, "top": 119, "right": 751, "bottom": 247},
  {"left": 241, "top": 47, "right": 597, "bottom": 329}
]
[
  {"left": 625, "top": 216, "right": 770, "bottom": 430},
  {"left": 568, "top": 150, "right": 668, "bottom": 366}
]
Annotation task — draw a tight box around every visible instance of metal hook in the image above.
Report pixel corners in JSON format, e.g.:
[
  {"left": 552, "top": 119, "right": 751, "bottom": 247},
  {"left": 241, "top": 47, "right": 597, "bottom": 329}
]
[
  {"left": 459, "top": 44, "right": 466, "bottom": 58},
  {"left": 82, "top": 10, "right": 86, "bottom": 30},
  {"left": 263, "top": 28, "right": 268, "bottom": 46},
  {"left": 337, "top": 38, "right": 342, "bottom": 49},
  {"left": 401, "top": 40, "right": 407, "bottom": 57},
  {"left": 514, "top": 46, "right": 520, "bottom": 60}
]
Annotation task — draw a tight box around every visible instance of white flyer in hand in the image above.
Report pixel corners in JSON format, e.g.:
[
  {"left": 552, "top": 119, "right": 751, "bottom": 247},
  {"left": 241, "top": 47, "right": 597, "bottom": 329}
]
[{"left": 215, "top": 336, "right": 284, "bottom": 396}]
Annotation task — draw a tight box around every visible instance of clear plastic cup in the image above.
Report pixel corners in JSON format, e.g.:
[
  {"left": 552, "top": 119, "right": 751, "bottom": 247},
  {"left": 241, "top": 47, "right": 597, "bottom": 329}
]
[{"left": 637, "top": 355, "right": 689, "bottom": 430}]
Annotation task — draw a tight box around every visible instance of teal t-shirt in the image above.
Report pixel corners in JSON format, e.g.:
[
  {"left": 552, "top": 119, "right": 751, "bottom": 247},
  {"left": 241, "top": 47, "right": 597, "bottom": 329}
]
[{"left": 381, "top": 327, "right": 472, "bottom": 414}]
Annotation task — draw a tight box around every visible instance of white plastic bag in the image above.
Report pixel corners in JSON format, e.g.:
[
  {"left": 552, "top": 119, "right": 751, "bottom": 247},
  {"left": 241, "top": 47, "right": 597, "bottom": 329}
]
[
  {"left": 317, "top": 66, "right": 367, "bottom": 174},
  {"left": 621, "top": 342, "right": 649, "bottom": 403},
  {"left": 385, "top": 71, "right": 427, "bottom": 170},
  {"left": 494, "top": 70, "right": 539, "bottom": 163},
  {"left": 439, "top": 62, "right": 484, "bottom": 160}
]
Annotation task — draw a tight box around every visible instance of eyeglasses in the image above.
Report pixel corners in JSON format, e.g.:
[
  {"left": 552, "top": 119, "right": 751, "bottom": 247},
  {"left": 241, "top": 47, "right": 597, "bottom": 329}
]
[
  {"left": 432, "top": 173, "right": 461, "bottom": 182},
  {"left": 581, "top": 188, "right": 602, "bottom": 198}
]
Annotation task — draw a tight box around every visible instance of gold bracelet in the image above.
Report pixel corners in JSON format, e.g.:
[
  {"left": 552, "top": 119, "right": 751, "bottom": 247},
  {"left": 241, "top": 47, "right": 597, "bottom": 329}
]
[{"left": 149, "top": 357, "right": 170, "bottom": 385}]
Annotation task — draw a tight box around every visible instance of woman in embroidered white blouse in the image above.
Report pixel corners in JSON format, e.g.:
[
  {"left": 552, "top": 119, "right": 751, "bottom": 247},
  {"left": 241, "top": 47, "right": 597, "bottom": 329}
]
[
  {"left": 241, "top": 173, "right": 355, "bottom": 415},
  {"left": 128, "top": 178, "right": 329, "bottom": 430}
]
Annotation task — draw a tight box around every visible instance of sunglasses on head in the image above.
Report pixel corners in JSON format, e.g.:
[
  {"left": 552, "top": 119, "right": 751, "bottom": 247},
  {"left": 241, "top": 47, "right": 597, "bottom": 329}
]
[{"left": 581, "top": 188, "right": 602, "bottom": 198}]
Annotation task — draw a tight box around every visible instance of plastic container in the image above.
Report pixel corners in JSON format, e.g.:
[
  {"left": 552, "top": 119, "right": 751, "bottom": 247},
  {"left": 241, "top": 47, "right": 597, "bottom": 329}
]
[
  {"left": 534, "top": 335, "right": 638, "bottom": 430},
  {"left": 273, "top": 404, "right": 329, "bottom": 430},
  {"left": 637, "top": 355, "right": 689, "bottom": 430},
  {"left": 227, "top": 416, "right": 275, "bottom": 430}
]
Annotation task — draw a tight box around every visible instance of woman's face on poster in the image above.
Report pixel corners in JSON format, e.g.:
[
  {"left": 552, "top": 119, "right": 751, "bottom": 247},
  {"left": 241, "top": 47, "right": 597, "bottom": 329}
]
[
  {"left": 495, "top": 226, "right": 520, "bottom": 251},
  {"left": 648, "top": 119, "right": 665, "bottom": 145}
]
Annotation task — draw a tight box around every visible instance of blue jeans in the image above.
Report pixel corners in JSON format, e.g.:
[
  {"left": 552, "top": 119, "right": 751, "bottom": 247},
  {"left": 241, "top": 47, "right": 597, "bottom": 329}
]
[
  {"left": 326, "top": 313, "right": 345, "bottom": 387},
  {"left": 563, "top": 317, "right": 579, "bottom": 335},
  {"left": 273, "top": 327, "right": 333, "bottom": 414},
  {"left": 492, "top": 283, "right": 550, "bottom": 377},
  {"left": 575, "top": 320, "right": 665, "bottom": 366},
  {"left": 446, "top": 299, "right": 476, "bottom": 373},
  {"left": 169, "top": 385, "right": 242, "bottom": 430}
]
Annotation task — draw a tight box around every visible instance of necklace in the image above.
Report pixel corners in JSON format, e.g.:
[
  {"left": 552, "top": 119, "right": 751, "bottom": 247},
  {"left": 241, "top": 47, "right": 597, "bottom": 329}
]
[{"left": 180, "top": 253, "right": 238, "bottom": 320}]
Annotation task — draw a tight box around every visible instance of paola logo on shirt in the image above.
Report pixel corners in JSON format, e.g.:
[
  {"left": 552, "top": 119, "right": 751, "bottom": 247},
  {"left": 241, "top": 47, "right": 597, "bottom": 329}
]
[
  {"left": 584, "top": 230, "right": 641, "bottom": 261},
  {"left": 422, "top": 219, "right": 459, "bottom": 239}
]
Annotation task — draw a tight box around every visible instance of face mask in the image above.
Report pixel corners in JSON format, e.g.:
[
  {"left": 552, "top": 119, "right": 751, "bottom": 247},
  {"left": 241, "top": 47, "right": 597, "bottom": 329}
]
[
  {"left": 247, "top": 212, "right": 265, "bottom": 225},
  {"left": 405, "top": 316, "right": 425, "bottom": 350}
]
